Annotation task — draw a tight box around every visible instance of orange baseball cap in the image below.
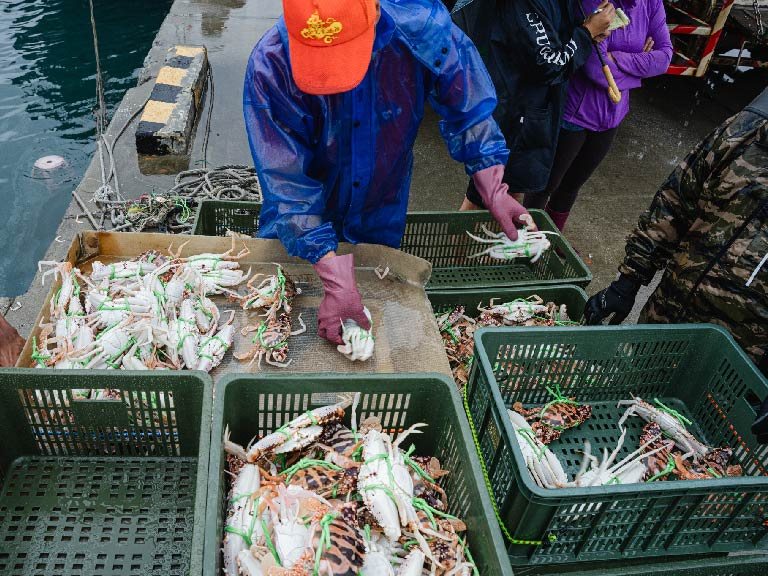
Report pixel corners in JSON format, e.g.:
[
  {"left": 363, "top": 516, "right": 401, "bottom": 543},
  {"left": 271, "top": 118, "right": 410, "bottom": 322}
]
[{"left": 283, "top": 0, "right": 378, "bottom": 95}]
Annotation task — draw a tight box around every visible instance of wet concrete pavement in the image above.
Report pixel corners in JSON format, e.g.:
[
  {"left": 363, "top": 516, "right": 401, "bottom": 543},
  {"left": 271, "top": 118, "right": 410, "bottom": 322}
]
[{"left": 3, "top": 0, "right": 766, "bottom": 338}]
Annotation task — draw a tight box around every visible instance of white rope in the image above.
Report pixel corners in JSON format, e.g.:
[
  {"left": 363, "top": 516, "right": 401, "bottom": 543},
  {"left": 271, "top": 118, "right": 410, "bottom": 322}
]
[
  {"left": 746, "top": 253, "right": 768, "bottom": 287},
  {"left": 88, "top": 0, "right": 123, "bottom": 232}
]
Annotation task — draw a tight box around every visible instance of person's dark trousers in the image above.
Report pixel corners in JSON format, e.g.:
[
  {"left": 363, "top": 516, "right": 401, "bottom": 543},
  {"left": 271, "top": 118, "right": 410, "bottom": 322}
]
[{"left": 524, "top": 126, "right": 619, "bottom": 229}]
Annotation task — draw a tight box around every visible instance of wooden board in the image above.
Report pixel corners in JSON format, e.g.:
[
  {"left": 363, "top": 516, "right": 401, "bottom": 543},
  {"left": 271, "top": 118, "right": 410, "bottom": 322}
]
[{"left": 17, "top": 232, "right": 452, "bottom": 380}]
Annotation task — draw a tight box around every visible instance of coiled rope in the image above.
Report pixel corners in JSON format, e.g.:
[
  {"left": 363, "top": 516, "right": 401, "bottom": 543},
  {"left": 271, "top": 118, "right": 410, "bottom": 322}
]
[{"left": 110, "top": 165, "right": 262, "bottom": 233}]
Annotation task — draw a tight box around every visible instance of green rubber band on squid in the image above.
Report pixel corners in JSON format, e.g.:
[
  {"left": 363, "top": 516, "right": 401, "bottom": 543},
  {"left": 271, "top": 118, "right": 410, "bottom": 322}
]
[
  {"left": 460, "top": 537, "right": 481, "bottom": 576},
  {"left": 412, "top": 497, "right": 460, "bottom": 523},
  {"left": 305, "top": 411, "right": 319, "bottom": 426},
  {"left": 224, "top": 525, "right": 252, "bottom": 548},
  {"left": 403, "top": 444, "right": 435, "bottom": 483},
  {"left": 653, "top": 398, "right": 693, "bottom": 426},
  {"left": 261, "top": 517, "right": 281, "bottom": 567},
  {"left": 105, "top": 336, "right": 136, "bottom": 369},
  {"left": 153, "top": 290, "right": 166, "bottom": 307},
  {"left": 250, "top": 321, "right": 288, "bottom": 351},
  {"left": 360, "top": 483, "right": 398, "bottom": 507},
  {"left": 365, "top": 453, "right": 390, "bottom": 464},
  {"left": 517, "top": 428, "right": 546, "bottom": 461},
  {"left": 229, "top": 492, "right": 252, "bottom": 504},
  {"left": 177, "top": 332, "right": 195, "bottom": 350},
  {"left": 411, "top": 497, "right": 438, "bottom": 529},
  {"left": 282, "top": 458, "right": 342, "bottom": 484},
  {"left": 536, "top": 383, "right": 580, "bottom": 422},
  {"left": 444, "top": 325, "right": 460, "bottom": 344},
  {"left": 196, "top": 297, "right": 214, "bottom": 319},
  {"left": 31, "top": 336, "right": 52, "bottom": 367},
  {"left": 275, "top": 425, "right": 291, "bottom": 439},
  {"left": 200, "top": 335, "right": 228, "bottom": 350},
  {"left": 95, "top": 322, "right": 118, "bottom": 341},
  {"left": 313, "top": 512, "right": 338, "bottom": 576},
  {"left": 647, "top": 456, "right": 676, "bottom": 482}
]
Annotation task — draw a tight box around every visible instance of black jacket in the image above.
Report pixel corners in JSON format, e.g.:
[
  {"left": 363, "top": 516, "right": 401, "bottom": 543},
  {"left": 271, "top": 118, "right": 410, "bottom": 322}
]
[{"left": 472, "top": 0, "right": 593, "bottom": 193}]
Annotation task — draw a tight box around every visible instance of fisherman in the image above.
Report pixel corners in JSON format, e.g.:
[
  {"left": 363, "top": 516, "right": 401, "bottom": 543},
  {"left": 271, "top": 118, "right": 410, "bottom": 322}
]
[
  {"left": 244, "top": 0, "right": 527, "bottom": 345},
  {"left": 583, "top": 87, "right": 768, "bottom": 438},
  {"left": 460, "top": 0, "right": 616, "bottom": 213}
]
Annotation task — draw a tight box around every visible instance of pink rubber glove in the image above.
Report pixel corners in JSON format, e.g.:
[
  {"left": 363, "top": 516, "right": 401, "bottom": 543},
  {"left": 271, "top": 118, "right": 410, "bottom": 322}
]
[
  {"left": 472, "top": 165, "right": 532, "bottom": 241},
  {"left": 313, "top": 253, "right": 371, "bottom": 345}
]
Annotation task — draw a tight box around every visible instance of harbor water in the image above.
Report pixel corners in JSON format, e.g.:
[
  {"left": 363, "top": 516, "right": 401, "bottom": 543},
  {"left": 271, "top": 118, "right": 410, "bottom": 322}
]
[{"left": 0, "top": 0, "right": 172, "bottom": 296}]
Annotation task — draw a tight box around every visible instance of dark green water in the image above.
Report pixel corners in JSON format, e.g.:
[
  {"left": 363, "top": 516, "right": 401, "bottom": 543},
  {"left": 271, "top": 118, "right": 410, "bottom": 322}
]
[{"left": 0, "top": 0, "right": 172, "bottom": 297}]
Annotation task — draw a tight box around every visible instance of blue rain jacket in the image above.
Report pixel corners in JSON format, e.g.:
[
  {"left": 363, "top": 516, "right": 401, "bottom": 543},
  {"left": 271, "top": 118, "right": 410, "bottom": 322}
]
[{"left": 243, "top": 0, "right": 509, "bottom": 263}]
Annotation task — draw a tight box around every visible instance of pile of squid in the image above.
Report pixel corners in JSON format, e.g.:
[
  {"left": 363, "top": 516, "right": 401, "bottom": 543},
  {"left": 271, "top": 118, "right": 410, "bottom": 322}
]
[
  {"left": 235, "top": 265, "right": 305, "bottom": 369},
  {"left": 32, "top": 237, "right": 251, "bottom": 372},
  {"left": 436, "top": 296, "right": 576, "bottom": 387},
  {"left": 510, "top": 392, "right": 743, "bottom": 489},
  {"left": 223, "top": 395, "right": 479, "bottom": 575}
]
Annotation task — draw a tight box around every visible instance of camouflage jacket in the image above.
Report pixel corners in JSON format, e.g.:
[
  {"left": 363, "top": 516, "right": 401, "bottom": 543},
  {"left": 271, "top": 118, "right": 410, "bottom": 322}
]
[{"left": 619, "top": 88, "right": 768, "bottom": 365}]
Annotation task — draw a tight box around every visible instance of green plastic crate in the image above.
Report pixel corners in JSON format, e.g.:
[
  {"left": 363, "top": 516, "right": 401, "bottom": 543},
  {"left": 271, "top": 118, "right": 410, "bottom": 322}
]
[
  {"left": 193, "top": 200, "right": 592, "bottom": 290},
  {"left": 466, "top": 325, "right": 768, "bottom": 565},
  {"left": 401, "top": 210, "right": 591, "bottom": 290},
  {"left": 428, "top": 285, "right": 588, "bottom": 322},
  {"left": 528, "top": 552, "right": 768, "bottom": 575},
  {"left": 0, "top": 369, "right": 213, "bottom": 576},
  {"left": 193, "top": 200, "right": 261, "bottom": 238},
  {"left": 203, "top": 373, "right": 514, "bottom": 576}
]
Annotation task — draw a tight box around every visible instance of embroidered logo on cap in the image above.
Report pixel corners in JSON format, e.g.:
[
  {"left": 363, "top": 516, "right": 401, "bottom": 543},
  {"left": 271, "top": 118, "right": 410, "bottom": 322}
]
[{"left": 301, "top": 9, "right": 343, "bottom": 44}]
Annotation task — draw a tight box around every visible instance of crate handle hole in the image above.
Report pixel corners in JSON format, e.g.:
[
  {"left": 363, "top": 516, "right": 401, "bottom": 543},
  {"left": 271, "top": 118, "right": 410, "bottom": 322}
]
[{"left": 72, "top": 390, "right": 122, "bottom": 402}]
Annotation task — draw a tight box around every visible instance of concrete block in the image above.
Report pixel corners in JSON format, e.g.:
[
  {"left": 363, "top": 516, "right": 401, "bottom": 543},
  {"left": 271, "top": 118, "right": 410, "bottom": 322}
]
[{"left": 135, "top": 45, "right": 208, "bottom": 156}]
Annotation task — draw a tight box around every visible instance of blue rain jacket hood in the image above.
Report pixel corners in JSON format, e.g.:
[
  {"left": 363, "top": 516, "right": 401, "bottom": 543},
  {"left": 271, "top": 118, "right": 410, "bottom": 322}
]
[{"left": 244, "top": 0, "right": 509, "bottom": 263}]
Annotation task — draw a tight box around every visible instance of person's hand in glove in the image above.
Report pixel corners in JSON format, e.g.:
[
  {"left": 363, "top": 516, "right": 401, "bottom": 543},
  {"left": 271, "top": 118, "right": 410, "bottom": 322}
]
[
  {"left": 313, "top": 253, "right": 371, "bottom": 345},
  {"left": 472, "top": 165, "right": 533, "bottom": 241},
  {"left": 584, "top": 274, "right": 641, "bottom": 325},
  {"left": 753, "top": 395, "right": 768, "bottom": 444}
]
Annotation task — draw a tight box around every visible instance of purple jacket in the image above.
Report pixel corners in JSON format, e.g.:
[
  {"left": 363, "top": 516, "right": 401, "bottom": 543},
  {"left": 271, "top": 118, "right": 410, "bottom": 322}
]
[{"left": 563, "top": 0, "right": 672, "bottom": 131}]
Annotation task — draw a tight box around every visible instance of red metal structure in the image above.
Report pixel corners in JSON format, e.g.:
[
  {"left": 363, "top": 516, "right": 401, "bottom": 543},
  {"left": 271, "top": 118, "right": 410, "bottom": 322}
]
[{"left": 665, "top": 0, "right": 767, "bottom": 76}]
